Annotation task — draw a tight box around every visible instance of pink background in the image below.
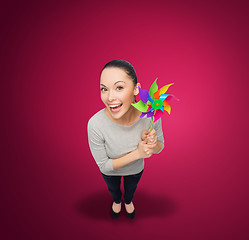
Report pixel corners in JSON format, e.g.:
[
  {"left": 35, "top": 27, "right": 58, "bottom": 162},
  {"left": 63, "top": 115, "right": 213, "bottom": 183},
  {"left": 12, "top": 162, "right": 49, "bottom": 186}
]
[{"left": 1, "top": 0, "right": 249, "bottom": 239}]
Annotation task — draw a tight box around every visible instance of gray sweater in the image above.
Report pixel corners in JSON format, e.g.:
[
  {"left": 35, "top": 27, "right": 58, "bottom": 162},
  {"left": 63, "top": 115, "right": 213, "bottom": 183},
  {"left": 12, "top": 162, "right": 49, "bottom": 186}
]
[{"left": 87, "top": 108, "right": 165, "bottom": 176}]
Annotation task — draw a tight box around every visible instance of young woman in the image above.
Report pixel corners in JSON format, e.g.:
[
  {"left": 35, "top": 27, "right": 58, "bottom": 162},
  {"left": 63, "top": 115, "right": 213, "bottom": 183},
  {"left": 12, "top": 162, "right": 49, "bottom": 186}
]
[{"left": 87, "top": 59, "right": 164, "bottom": 219}]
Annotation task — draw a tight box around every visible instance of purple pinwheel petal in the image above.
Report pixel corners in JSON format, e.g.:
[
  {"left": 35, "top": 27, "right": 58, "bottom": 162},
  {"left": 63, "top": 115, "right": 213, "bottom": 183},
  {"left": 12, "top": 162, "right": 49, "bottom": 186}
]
[
  {"left": 139, "top": 109, "right": 154, "bottom": 118},
  {"left": 139, "top": 112, "right": 148, "bottom": 118},
  {"left": 166, "top": 94, "right": 180, "bottom": 103},
  {"left": 146, "top": 111, "right": 155, "bottom": 117},
  {"left": 138, "top": 86, "right": 149, "bottom": 104}
]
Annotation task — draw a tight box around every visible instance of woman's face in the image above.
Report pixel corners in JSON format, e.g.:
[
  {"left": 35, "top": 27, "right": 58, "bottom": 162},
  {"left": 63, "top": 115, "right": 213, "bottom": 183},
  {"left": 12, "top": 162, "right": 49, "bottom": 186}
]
[{"left": 100, "top": 67, "right": 139, "bottom": 120}]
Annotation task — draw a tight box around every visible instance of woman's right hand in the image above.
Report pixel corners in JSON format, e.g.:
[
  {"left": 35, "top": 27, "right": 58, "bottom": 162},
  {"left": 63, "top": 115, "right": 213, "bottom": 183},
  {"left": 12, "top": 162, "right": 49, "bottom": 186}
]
[{"left": 136, "top": 140, "right": 155, "bottom": 159}]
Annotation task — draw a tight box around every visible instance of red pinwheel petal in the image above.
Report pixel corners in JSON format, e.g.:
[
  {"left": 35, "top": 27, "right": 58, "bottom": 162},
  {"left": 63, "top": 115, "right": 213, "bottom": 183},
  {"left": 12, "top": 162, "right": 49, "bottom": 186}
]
[
  {"left": 153, "top": 109, "right": 163, "bottom": 122},
  {"left": 166, "top": 94, "right": 179, "bottom": 103}
]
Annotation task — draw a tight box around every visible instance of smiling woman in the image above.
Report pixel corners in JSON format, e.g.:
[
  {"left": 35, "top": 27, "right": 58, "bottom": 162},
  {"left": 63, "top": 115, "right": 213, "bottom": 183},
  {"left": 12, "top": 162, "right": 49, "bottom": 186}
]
[
  {"left": 100, "top": 67, "right": 140, "bottom": 125},
  {"left": 100, "top": 80, "right": 126, "bottom": 113},
  {"left": 87, "top": 59, "right": 165, "bottom": 219}
]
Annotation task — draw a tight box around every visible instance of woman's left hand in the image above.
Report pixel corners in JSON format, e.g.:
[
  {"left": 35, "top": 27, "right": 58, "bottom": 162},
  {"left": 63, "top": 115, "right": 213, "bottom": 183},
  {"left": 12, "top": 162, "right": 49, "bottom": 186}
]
[
  {"left": 141, "top": 128, "right": 159, "bottom": 155},
  {"left": 146, "top": 129, "right": 158, "bottom": 145}
]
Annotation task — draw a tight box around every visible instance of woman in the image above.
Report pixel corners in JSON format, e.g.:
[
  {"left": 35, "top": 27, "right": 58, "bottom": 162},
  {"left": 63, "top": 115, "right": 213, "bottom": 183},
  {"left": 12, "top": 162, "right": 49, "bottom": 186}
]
[{"left": 87, "top": 59, "right": 164, "bottom": 219}]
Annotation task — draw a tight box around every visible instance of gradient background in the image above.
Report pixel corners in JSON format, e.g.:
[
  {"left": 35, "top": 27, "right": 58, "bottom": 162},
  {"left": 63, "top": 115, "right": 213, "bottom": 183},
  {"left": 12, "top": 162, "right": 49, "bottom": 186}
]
[{"left": 1, "top": 0, "right": 249, "bottom": 239}]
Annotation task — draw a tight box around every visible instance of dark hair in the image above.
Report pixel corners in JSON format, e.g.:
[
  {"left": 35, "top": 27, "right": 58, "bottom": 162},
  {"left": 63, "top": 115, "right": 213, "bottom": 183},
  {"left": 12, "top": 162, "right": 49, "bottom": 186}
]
[{"left": 101, "top": 59, "right": 137, "bottom": 86}]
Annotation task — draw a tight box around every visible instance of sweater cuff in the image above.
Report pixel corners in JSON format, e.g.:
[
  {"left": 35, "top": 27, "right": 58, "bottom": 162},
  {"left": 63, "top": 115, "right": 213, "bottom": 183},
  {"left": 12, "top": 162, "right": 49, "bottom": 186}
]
[
  {"left": 104, "top": 158, "right": 114, "bottom": 172},
  {"left": 154, "top": 142, "right": 164, "bottom": 154}
]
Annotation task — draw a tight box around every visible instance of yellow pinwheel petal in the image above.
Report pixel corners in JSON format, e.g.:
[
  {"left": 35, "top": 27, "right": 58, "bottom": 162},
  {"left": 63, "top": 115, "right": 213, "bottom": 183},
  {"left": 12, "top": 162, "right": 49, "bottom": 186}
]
[
  {"left": 164, "top": 104, "right": 171, "bottom": 115},
  {"left": 159, "top": 83, "right": 174, "bottom": 95}
]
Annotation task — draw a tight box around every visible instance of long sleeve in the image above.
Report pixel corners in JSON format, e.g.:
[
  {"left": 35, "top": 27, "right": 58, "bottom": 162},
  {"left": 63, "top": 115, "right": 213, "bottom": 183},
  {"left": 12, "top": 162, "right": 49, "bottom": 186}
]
[
  {"left": 87, "top": 119, "right": 114, "bottom": 172},
  {"left": 87, "top": 108, "right": 163, "bottom": 176},
  {"left": 153, "top": 118, "right": 165, "bottom": 154}
]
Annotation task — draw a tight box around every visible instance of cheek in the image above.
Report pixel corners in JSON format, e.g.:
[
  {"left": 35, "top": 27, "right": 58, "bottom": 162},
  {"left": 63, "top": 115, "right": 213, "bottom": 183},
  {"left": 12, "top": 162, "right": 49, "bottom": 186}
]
[
  {"left": 122, "top": 93, "right": 134, "bottom": 104},
  {"left": 100, "top": 94, "right": 106, "bottom": 103}
]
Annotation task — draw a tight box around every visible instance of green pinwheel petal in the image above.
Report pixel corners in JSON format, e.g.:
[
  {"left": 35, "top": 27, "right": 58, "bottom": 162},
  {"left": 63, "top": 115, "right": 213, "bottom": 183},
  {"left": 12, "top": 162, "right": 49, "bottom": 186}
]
[
  {"left": 131, "top": 100, "right": 149, "bottom": 112},
  {"left": 149, "top": 78, "right": 158, "bottom": 100}
]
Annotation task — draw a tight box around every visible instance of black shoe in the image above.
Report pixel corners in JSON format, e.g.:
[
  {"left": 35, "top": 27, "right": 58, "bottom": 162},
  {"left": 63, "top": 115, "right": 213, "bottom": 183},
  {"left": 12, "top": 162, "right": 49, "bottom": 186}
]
[
  {"left": 125, "top": 202, "right": 135, "bottom": 219},
  {"left": 126, "top": 209, "right": 135, "bottom": 219},
  {"left": 111, "top": 203, "right": 121, "bottom": 219}
]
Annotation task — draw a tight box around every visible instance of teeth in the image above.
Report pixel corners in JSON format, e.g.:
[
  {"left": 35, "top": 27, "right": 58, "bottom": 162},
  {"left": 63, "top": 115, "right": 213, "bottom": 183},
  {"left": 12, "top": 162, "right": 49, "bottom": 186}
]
[{"left": 110, "top": 104, "right": 121, "bottom": 108}]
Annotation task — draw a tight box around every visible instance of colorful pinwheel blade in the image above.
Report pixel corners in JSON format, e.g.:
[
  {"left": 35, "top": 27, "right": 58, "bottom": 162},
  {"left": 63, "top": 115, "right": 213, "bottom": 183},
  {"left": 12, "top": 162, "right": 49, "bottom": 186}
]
[
  {"left": 159, "top": 94, "right": 168, "bottom": 101},
  {"left": 163, "top": 100, "right": 169, "bottom": 107},
  {"left": 154, "top": 109, "right": 164, "bottom": 122},
  {"left": 164, "top": 104, "right": 171, "bottom": 115},
  {"left": 166, "top": 94, "right": 180, "bottom": 103},
  {"left": 149, "top": 78, "right": 158, "bottom": 100},
  {"left": 138, "top": 86, "right": 149, "bottom": 104},
  {"left": 131, "top": 100, "right": 149, "bottom": 112},
  {"left": 139, "top": 110, "right": 154, "bottom": 118},
  {"left": 159, "top": 83, "right": 174, "bottom": 95},
  {"left": 148, "top": 94, "right": 154, "bottom": 104},
  {"left": 139, "top": 112, "right": 147, "bottom": 118},
  {"left": 154, "top": 90, "right": 160, "bottom": 100}
]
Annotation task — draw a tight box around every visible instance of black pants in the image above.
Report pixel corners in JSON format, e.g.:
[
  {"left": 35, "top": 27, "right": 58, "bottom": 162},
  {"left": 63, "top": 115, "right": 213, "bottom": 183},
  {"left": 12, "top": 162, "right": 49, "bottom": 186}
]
[{"left": 101, "top": 170, "right": 144, "bottom": 204}]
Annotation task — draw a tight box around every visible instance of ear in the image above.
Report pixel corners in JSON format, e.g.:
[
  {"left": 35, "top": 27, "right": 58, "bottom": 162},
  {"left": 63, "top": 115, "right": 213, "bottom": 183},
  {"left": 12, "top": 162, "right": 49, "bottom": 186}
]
[{"left": 134, "top": 83, "right": 141, "bottom": 96}]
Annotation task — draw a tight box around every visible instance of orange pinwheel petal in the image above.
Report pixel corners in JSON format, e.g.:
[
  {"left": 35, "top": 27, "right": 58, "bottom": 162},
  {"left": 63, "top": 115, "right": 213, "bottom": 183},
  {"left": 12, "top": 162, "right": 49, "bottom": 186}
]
[
  {"left": 154, "top": 90, "right": 160, "bottom": 99},
  {"left": 163, "top": 100, "right": 169, "bottom": 106}
]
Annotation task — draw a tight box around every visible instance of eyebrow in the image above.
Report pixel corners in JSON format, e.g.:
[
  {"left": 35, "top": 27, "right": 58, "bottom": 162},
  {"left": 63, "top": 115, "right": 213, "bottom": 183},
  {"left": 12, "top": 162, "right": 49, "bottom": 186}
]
[{"left": 100, "top": 81, "right": 126, "bottom": 87}]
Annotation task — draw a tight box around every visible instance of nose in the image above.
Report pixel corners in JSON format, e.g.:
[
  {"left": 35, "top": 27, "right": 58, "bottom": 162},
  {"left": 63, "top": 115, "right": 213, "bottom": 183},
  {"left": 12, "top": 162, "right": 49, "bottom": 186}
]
[{"left": 108, "top": 90, "right": 116, "bottom": 102}]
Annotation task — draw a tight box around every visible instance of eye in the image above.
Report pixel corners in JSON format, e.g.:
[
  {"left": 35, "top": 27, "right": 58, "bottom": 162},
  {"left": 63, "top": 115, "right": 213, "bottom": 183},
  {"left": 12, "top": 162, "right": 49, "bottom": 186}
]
[
  {"left": 116, "top": 86, "right": 123, "bottom": 91},
  {"left": 100, "top": 87, "right": 107, "bottom": 92}
]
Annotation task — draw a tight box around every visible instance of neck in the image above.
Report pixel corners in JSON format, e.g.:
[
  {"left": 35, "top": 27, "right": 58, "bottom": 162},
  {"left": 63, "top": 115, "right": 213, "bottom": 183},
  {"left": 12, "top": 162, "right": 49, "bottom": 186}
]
[
  {"left": 119, "top": 106, "right": 137, "bottom": 125},
  {"left": 105, "top": 106, "right": 140, "bottom": 126}
]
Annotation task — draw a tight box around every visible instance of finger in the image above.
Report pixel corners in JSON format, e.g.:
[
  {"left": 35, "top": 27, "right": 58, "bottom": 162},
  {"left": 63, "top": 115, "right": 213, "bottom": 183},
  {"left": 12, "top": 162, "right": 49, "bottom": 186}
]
[
  {"left": 147, "top": 134, "right": 155, "bottom": 139},
  {"left": 146, "top": 142, "right": 157, "bottom": 148},
  {"left": 148, "top": 132, "right": 156, "bottom": 138},
  {"left": 147, "top": 150, "right": 153, "bottom": 156},
  {"left": 145, "top": 150, "right": 150, "bottom": 155},
  {"left": 148, "top": 139, "right": 155, "bottom": 145},
  {"left": 148, "top": 136, "right": 157, "bottom": 144},
  {"left": 148, "top": 151, "right": 153, "bottom": 156},
  {"left": 150, "top": 129, "right": 156, "bottom": 135},
  {"left": 143, "top": 130, "right": 149, "bottom": 135}
]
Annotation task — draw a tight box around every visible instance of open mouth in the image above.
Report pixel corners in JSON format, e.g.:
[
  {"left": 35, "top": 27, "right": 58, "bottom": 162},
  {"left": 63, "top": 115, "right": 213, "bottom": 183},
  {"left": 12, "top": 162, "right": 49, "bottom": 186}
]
[{"left": 109, "top": 104, "right": 123, "bottom": 112}]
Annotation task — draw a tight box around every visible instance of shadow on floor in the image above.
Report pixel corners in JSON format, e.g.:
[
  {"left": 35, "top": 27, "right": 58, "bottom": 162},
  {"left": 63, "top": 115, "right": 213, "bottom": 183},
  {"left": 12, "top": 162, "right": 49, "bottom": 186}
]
[{"left": 75, "top": 190, "right": 178, "bottom": 220}]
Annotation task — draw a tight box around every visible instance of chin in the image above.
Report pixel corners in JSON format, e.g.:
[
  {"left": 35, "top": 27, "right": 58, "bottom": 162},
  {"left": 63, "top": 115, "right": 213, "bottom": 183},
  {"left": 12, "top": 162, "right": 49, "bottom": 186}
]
[
  {"left": 108, "top": 106, "right": 128, "bottom": 119},
  {"left": 109, "top": 111, "right": 124, "bottom": 120}
]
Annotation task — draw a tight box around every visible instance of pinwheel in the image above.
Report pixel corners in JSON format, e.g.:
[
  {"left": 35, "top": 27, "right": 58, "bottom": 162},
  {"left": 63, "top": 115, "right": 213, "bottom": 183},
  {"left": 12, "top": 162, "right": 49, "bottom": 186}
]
[{"left": 131, "top": 78, "right": 179, "bottom": 131}]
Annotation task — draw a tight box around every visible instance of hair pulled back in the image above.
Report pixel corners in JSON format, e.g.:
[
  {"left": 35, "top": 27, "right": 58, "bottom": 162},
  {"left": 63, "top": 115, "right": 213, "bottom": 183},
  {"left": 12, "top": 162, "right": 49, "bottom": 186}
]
[{"left": 101, "top": 59, "right": 137, "bottom": 86}]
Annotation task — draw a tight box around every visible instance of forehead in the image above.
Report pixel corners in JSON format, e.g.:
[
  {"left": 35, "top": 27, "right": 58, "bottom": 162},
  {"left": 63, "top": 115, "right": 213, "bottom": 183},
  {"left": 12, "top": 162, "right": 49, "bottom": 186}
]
[{"left": 100, "top": 67, "right": 130, "bottom": 84}]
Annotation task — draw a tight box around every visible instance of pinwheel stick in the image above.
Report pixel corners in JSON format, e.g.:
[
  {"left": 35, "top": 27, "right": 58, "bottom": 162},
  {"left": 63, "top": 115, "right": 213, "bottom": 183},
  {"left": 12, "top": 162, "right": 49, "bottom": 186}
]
[{"left": 150, "top": 116, "right": 154, "bottom": 132}]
